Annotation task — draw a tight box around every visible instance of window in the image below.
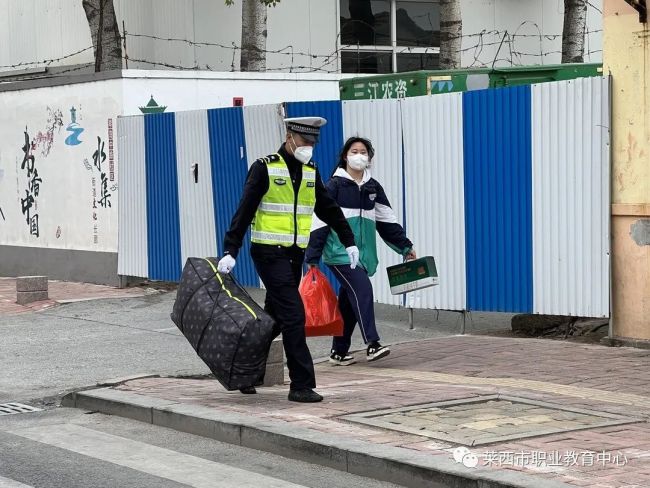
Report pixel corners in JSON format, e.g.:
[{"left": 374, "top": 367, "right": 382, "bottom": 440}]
[
  {"left": 341, "top": 0, "right": 391, "bottom": 46},
  {"left": 396, "top": 52, "right": 439, "bottom": 71},
  {"left": 341, "top": 51, "right": 393, "bottom": 74},
  {"left": 339, "top": 0, "right": 440, "bottom": 74},
  {"left": 396, "top": 1, "right": 440, "bottom": 47}
]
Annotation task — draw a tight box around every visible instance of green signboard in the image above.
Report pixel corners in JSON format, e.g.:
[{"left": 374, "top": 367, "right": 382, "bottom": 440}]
[{"left": 339, "top": 63, "right": 602, "bottom": 101}]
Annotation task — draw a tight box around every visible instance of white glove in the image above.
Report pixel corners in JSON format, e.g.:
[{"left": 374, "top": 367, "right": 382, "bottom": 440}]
[
  {"left": 217, "top": 255, "right": 236, "bottom": 274},
  {"left": 345, "top": 246, "right": 360, "bottom": 269}
]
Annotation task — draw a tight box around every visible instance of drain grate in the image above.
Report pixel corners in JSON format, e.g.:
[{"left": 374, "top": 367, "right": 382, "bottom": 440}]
[
  {"left": 0, "top": 403, "right": 42, "bottom": 416},
  {"left": 341, "top": 395, "right": 642, "bottom": 446}
]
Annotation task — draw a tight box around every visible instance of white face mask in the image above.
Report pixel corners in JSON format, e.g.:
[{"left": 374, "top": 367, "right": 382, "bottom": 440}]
[
  {"left": 347, "top": 153, "right": 369, "bottom": 171},
  {"left": 290, "top": 135, "right": 314, "bottom": 164}
]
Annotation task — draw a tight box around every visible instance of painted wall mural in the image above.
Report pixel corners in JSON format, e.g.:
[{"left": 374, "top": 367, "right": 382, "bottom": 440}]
[
  {"left": 139, "top": 96, "right": 167, "bottom": 114},
  {"left": 0, "top": 81, "right": 122, "bottom": 252},
  {"left": 1, "top": 73, "right": 341, "bottom": 257},
  {"left": 65, "top": 106, "right": 84, "bottom": 146},
  {"left": 20, "top": 127, "right": 42, "bottom": 237},
  {"left": 34, "top": 107, "right": 64, "bottom": 157}
]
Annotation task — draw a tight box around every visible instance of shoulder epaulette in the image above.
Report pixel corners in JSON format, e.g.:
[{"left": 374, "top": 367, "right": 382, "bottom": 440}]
[{"left": 254, "top": 154, "right": 281, "bottom": 165}]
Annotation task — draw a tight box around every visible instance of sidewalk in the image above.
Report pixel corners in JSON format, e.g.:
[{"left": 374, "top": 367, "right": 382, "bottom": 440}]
[
  {"left": 65, "top": 336, "right": 650, "bottom": 488},
  {"left": 0, "top": 277, "right": 149, "bottom": 315}
]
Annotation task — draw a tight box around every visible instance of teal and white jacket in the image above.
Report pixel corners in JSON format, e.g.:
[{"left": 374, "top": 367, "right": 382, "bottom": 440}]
[{"left": 305, "top": 167, "right": 413, "bottom": 277}]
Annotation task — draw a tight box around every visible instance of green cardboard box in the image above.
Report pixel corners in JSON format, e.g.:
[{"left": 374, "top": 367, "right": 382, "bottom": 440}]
[{"left": 386, "top": 256, "right": 439, "bottom": 295}]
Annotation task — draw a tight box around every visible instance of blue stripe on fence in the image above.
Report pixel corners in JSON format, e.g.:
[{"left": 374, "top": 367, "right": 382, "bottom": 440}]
[
  {"left": 462, "top": 86, "right": 533, "bottom": 313},
  {"left": 144, "top": 113, "right": 182, "bottom": 282},
  {"left": 285, "top": 101, "right": 344, "bottom": 182},
  {"left": 285, "top": 100, "right": 344, "bottom": 292},
  {"left": 207, "top": 107, "right": 258, "bottom": 288}
]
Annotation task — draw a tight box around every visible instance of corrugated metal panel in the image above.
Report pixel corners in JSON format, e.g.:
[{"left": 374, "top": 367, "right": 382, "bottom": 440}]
[
  {"left": 242, "top": 103, "right": 284, "bottom": 288},
  {"left": 207, "top": 107, "right": 258, "bottom": 288},
  {"left": 342, "top": 98, "right": 404, "bottom": 307},
  {"left": 285, "top": 101, "right": 343, "bottom": 181},
  {"left": 144, "top": 113, "right": 182, "bottom": 282},
  {"left": 402, "top": 94, "right": 466, "bottom": 311},
  {"left": 117, "top": 116, "right": 148, "bottom": 278},
  {"left": 463, "top": 86, "right": 533, "bottom": 313},
  {"left": 243, "top": 104, "right": 285, "bottom": 167},
  {"left": 286, "top": 100, "right": 344, "bottom": 292},
  {"left": 175, "top": 110, "right": 218, "bottom": 264},
  {"left": 531, "top": 77, "right": 610, "bottom": 317}
]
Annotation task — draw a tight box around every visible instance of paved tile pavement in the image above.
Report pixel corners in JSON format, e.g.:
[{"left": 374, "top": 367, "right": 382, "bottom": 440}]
[
  {"left": 340, "top": 396, "right": 638, "bottom": 446},
  {"left": 0, "top": 277, "right": 148, "bottom": 315},
  {"left": 114, "top": 336, "right": 650, "bottom": 487}
]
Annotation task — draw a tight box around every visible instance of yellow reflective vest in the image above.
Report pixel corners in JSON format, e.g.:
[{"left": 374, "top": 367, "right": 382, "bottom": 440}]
[{"left": 251, "top": 154, "right": 316, "bottom": 248}]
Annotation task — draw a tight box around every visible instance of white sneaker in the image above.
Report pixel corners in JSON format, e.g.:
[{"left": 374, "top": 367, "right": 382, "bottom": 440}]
[
  {"left": 367, "top": 342, "right": 390, "bottom": 361},
  {"left": 329, "top": 352, "right": 356, "bottom": 366}
]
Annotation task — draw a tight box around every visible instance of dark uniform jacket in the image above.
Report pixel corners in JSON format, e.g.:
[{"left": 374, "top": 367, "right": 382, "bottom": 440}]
[{"left": 223, "top": 144, "right": 355, "bottom": 259}]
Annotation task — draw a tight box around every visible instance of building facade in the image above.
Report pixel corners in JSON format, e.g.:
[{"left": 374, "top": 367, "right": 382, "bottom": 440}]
[
  {"left": 1, "top": 0, "right": 603, "bottom": 77},
  {"left": 603, "top": 0, "right": 650, "bottom": 343}
]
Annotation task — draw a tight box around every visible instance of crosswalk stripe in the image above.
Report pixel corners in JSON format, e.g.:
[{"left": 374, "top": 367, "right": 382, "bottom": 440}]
[
  {"left": 0, "top": 476, "right": 34, "bottom": 488},
  {"left": 10, "top": 424, "right": 307, "bottom": 488}
]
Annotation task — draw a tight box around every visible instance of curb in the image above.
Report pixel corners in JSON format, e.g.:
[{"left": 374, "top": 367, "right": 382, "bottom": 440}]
[
  {"left": 55, "top": 295, "right": 148, "bottom": 304},
  {"left": 62, "top": 388, "right": 571, "bottom": 488}
]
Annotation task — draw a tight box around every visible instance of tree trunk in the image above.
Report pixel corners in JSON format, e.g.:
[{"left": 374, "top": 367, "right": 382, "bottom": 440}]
[
  {"left": 562, "top": 0, "right": 587, "bottom": 63},
  {"left": 439, "top": 0, "right": 462, "bottom": 69},
  {"left": 82, "top": 0, "right": 122, "bottom": 71},
  {"left": 240, "top": 0, "right": 267, "bottom": 71}
]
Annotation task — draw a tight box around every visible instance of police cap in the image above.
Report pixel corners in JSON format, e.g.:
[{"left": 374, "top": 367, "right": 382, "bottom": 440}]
[{"left": 284, "top": 116, "right": 327, "bottom": 143}]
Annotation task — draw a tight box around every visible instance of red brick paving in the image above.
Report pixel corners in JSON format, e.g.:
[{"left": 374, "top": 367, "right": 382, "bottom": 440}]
[
  {"left": 0, "top": 277, "right": 147, "bottom": 315},
  {"left": 114, "top": 335, "right": 650, "bottom": 487}
]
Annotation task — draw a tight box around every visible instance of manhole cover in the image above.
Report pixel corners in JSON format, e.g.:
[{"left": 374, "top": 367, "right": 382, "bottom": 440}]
[
  {"left": 341, "top": 395, "right": 641, "bottom": 446},
  {"left": 0, "top": 403, "right": 42, "bottom": 416}
]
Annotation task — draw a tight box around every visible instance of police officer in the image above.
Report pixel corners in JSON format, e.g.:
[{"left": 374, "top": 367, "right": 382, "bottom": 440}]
[{"left": 217, "top": 116, "right": 359, "bottom": 403}]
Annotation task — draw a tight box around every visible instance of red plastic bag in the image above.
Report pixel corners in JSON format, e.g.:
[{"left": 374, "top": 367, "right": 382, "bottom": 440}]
[{"left": 299, "top": 268, "right": 344, "bottom": 337}]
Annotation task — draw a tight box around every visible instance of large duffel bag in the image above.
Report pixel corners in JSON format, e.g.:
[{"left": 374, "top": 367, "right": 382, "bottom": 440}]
[{"left": 170, "top": 257, "right": 275, "bottom": 391}]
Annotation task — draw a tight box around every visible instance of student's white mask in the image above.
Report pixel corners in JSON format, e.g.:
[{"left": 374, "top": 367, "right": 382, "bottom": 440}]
[{"left": 347, "top": 153, "right": 369, "bottom": 171}]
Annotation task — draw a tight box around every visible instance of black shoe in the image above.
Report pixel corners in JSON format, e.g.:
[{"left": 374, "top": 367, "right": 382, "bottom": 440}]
[
  {"left": 367, "top": 342, "right": 390, "bottom": 362},
  {"left": 288, "top": 389, "right": 323, "bottom": 403},
  {"left": 329, "top": 351, "right": 356, "bottom": 366},
  {"left": 239, "top": 386, "right": 257, "bottom": 394}
]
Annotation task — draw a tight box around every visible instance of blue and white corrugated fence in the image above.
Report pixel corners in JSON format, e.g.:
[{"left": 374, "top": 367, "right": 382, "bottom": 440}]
[{"left": 117, "top": 77, "right": 610, "bottom": 317}]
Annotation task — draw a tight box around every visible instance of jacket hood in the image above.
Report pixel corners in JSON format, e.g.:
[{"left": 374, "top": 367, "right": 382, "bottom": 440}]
[{"left": 333, "top": 167, "right": 372, "bottom": 185}]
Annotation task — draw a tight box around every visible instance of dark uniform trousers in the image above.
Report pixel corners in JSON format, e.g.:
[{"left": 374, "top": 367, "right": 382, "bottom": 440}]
[{"left": 251, "top": 244, "right": 315, "bottom": 391}]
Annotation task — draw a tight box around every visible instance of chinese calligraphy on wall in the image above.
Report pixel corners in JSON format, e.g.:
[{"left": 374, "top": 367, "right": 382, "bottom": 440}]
[{"left": 20, "top": 128, "right": 43, "bottom": 237}]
